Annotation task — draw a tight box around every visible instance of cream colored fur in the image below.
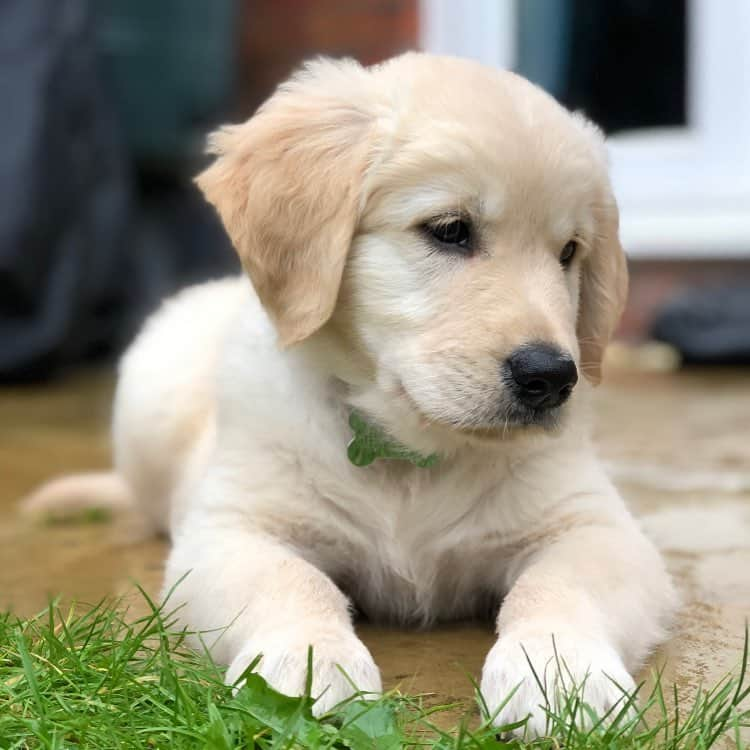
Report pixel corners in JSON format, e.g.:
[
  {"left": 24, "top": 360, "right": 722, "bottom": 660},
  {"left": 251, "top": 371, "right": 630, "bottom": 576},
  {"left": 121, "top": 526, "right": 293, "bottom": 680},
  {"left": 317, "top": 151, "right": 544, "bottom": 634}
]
[{"left": 24, "top": 54, "right": 677, "bottom": 735}]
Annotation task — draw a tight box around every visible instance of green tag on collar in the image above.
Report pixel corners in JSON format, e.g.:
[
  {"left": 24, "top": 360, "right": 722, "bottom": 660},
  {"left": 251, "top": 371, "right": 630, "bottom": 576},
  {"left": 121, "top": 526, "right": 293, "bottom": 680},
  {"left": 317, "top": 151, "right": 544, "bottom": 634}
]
[{"left": 347, "top": 411, "right": 439, "bottom": 468}]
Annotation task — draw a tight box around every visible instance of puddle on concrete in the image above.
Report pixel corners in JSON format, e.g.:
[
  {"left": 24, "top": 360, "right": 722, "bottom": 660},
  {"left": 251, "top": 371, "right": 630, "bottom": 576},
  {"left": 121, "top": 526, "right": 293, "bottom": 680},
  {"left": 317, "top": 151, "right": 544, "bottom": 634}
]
[{"left": 1, "top": 367, "right": 748, "bottom": 727}]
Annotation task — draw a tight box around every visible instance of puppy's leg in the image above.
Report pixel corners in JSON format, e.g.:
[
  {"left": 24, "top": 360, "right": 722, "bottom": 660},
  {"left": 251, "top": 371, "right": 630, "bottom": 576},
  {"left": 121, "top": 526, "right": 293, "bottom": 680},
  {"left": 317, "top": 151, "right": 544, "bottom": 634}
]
[
  {"left": 164, "top": 522, "right": 381, "bottom": 714},
  {"left": 481, "top": 518, "right": 677, "bottom": 736}
]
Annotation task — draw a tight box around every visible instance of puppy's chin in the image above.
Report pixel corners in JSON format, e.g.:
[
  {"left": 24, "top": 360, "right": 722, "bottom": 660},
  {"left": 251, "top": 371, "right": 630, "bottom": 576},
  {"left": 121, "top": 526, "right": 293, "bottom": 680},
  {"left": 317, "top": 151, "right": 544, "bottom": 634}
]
[
  {"left": 430, "top": 402, "right": 569, "bottom": 446},
  {"left": 492, "top": 401, "right": 567, "bottom": 432},
  {"left": 385, "top": 383, "right": 570, "bottom": 455}
]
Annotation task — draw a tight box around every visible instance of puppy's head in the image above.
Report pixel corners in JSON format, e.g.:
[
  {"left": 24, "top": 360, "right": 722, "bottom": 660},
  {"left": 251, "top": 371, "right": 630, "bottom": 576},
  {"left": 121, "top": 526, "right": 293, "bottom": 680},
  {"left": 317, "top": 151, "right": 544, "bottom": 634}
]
[{"left": 197, "top": 53, "right": 627, "bottom": 451}]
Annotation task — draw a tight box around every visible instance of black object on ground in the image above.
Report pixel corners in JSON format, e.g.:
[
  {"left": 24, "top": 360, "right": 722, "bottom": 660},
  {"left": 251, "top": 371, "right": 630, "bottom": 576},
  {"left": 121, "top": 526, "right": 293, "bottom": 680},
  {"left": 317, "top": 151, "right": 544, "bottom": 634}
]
[{"left": 651, "top": 285, "right": 750, "bottom": 365}]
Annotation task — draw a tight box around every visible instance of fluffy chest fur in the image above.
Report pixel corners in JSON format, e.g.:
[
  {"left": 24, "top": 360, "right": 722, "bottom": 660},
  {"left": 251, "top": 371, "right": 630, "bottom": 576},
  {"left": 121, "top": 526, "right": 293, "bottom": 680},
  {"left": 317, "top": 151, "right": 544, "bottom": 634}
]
[{"left": 197, "top": 298, "right": 592, "bottom": 625}]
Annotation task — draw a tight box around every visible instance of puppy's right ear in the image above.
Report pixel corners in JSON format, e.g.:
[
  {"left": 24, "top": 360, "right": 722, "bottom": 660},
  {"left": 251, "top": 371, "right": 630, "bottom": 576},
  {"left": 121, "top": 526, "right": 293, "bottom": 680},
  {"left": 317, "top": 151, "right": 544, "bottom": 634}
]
[{"left": 196, "top": 59, "right": 376, "bottom": 346}]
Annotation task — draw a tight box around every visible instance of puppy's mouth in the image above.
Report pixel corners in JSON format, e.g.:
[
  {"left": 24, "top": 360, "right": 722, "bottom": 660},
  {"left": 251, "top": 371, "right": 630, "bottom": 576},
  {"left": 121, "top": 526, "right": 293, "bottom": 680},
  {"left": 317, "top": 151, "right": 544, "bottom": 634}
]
[
  {"left": 453, "top": 403, "right": 564, "bottom": 439},
  {"left": 493, "top": 402, "right": 564, "bottom": 431},
  {"left": 396, "top": 382, "right": 565, "bottom": 442}
]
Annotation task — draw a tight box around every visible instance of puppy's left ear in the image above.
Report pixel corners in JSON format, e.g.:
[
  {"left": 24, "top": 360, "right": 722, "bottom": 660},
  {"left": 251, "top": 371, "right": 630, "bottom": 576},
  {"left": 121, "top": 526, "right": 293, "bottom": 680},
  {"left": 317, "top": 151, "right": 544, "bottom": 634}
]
[
  {"left": 196, "top": 58, "right": 376, "bottom": 345},
  {"left": 577, "top": 192, "right": 629, "bottom": 384},
  {"left": 570, "top": 115, "right": 628, "bottom": 384}
]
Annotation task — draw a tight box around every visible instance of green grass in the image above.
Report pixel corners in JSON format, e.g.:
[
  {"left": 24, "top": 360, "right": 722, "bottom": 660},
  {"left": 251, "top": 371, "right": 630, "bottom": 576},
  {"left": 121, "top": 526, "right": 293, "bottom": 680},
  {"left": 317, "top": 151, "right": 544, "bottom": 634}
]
[{"left": 0, "top": 592, "right": 747, "bottom": 749}]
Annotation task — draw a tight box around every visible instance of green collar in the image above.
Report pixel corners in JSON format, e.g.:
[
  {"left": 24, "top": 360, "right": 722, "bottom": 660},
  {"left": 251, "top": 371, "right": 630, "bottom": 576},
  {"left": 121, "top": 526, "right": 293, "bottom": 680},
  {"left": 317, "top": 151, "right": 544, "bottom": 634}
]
[{"left": 347, "top": 411, "right": 439, "bottom": 468}]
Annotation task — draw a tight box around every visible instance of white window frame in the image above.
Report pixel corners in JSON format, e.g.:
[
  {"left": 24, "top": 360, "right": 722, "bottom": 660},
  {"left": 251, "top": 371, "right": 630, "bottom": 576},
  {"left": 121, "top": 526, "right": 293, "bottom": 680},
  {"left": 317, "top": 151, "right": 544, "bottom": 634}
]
[{"left": 419, "top": 0, "right": 750, "bottom": 259}]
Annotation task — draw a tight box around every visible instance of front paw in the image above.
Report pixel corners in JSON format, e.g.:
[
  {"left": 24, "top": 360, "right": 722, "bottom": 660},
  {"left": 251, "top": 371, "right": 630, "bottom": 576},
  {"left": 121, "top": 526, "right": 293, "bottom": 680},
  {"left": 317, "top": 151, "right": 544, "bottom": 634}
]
[
  {"left": 480, "top": 632, "right": 636, "bottom": 738},
  {"left": 226, "top": 625, "right": 382, "bottom": 715}
]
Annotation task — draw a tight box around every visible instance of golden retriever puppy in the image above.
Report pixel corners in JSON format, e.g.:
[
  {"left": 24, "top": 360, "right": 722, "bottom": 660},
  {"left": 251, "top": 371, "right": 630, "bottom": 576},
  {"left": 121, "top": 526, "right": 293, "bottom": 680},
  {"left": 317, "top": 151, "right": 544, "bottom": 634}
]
[{"left": 26, "top": 53, "right": 677, "bottom": 734}]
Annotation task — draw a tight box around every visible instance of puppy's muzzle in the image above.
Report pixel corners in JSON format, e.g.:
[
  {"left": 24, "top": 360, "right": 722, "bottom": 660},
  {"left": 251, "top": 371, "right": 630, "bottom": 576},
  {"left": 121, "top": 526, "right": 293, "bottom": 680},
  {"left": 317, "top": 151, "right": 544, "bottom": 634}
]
[{"left": 506, "top": 343, "right": 578, "bottom": 411}]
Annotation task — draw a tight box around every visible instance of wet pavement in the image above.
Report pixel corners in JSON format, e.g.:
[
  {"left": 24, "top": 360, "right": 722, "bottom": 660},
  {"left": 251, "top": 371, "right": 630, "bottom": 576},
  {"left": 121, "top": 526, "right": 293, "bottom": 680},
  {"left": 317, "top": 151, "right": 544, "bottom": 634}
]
[{"left": 1, "top": 364, "right": 748, "bottom": 724}]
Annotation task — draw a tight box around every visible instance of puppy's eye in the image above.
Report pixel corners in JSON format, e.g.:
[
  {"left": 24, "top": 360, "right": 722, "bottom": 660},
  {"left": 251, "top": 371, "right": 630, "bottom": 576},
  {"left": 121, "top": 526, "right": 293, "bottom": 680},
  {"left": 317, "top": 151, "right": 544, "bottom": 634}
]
[
  {"left": 423, "top": 218, "right": 473, "bottom": 254},
  {"left": 559, "top": 240, "right": 578, "bottom": 269}
]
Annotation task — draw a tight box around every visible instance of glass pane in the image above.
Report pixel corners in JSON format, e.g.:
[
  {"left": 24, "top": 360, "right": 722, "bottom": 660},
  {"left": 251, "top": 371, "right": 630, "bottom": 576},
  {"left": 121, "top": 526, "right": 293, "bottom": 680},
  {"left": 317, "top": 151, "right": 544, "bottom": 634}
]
[{"left": 516, "top": 0, "right": 687, "bottom": 135}]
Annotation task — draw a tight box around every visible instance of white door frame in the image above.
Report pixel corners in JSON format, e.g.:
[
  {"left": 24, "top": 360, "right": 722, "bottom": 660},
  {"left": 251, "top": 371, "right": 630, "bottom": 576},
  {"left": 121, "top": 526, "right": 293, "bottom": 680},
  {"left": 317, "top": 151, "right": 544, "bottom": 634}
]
[{"left": 419, "top": 0, "right": 750, "bottom": 259}]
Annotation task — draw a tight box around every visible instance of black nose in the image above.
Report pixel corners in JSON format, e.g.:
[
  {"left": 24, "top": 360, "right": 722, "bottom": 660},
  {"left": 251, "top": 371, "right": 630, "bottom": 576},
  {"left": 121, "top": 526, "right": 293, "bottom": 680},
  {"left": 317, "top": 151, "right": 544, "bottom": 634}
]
[{"left": 507, "top": 344, "right": 578, "bottom": 410}]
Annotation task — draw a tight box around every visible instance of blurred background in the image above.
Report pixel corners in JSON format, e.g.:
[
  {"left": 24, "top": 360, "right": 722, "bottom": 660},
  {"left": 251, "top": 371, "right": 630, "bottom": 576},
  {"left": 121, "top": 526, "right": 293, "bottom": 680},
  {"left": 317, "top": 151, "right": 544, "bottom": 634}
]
[{"left": 1, "top": 0, "right": 749, "bottom": 381}]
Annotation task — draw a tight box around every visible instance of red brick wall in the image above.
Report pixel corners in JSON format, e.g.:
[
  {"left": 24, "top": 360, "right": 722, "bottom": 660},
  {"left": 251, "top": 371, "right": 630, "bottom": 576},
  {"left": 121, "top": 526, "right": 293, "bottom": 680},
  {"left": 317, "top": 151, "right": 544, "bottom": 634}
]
[{"left": 237, "top": 0, "right": 418, "bottom": 114}]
